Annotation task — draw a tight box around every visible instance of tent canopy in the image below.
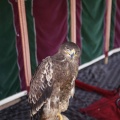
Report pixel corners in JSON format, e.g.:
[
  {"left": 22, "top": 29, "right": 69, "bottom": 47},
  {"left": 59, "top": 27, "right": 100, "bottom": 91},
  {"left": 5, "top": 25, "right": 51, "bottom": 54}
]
[{"left": 0, "top": 0, "right": 120, "bottom": 99}]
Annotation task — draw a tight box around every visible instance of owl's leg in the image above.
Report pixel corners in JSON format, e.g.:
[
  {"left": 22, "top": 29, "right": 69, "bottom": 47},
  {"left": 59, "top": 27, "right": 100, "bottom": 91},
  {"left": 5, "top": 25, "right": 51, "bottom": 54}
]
[
  {"left": 47, "top": 99, "right": 51, "bottom": 110},
  {"left": 56, "top": 113, "right": 69, "bottom": 120},
  {"left": 56, "top": 113, "right": 63, "bottom": 120},
  {"left": 62, "top": 115, "right": 69, "bottom": 120}
]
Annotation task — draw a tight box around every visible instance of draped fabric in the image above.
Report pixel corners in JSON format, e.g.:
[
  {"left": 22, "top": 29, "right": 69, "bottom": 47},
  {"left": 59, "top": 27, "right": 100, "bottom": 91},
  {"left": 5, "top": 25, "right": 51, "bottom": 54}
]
[
  {"left": 0, "top": 0, "right": 20, "bottom": 99},
  {"left": 81, "top": 0, "right": 105, "bottom": 64},
  {"left": 114, "top": 0, "right": 120, "bottom": 48},
  {"left": 0, "top": 0, "right": 120, "bottom": 99},
  {"left": 33, "top": 0, "right": 68, "bottom": 62}
]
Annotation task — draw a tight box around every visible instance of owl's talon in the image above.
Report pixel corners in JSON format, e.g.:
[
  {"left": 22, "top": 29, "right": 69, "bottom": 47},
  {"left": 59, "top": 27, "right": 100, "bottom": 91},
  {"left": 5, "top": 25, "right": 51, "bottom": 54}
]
[{"left": 56, "top": 113, "right": 63, "bottom": 120}]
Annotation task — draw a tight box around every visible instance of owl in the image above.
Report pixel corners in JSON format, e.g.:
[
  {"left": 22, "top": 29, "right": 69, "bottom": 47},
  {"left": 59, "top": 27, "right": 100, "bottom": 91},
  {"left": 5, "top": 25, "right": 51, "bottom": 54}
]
[{"left": 28, "top": 42, "right": 81, "bottom": 120}]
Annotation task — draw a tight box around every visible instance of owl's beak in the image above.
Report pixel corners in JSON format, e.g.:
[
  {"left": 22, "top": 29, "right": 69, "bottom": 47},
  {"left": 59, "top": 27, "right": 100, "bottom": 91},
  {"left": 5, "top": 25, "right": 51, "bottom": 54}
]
[{"left": 70, "top": 49, "right": 75, "bottom": 59}]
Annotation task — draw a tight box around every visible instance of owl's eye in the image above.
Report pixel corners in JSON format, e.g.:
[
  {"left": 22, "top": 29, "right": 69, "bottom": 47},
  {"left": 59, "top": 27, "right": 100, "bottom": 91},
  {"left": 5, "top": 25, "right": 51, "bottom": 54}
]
[
  {"left": 65, "top": 47, "right": 70, "bottom": 52},
  {"left": 65, "top": 48, "right": 70, "bottom": 55},
  {"left": 76, "top": 51, "right": 79, "bottom": 54},
  {"left": 75, "top": 51, "right": 80, "bottom": 56},
  {"left": 66, "top": 49, "right": 70, "bottom": 53},
  {"left": 65, "top": 46, "right": 69, "bottom": 50}
]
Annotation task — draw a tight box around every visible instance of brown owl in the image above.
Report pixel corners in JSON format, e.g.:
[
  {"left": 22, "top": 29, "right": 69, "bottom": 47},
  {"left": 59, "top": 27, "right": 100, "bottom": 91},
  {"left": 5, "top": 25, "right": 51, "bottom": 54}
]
[{"left": 28, "top": 42, "right": 81, "bottom": 120}]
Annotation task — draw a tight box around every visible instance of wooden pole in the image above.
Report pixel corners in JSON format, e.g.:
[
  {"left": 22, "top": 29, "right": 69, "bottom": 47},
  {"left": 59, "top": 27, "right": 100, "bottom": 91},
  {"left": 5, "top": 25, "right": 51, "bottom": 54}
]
[
  {"left": 17, "top": 0, "right": 31, "bottom": 88},
  {"left": 105, "top": 0, "right": 112, "bottom": 64},
  {"left": 70, "top": 0, "right": 76, "bottom": 43}
]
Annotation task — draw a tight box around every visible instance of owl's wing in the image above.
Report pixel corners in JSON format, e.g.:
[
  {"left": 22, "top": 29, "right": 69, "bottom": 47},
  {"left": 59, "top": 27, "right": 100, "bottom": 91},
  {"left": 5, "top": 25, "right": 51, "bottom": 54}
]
[{"left": 28, "top": 56, "right": 54, "bottom": 116}]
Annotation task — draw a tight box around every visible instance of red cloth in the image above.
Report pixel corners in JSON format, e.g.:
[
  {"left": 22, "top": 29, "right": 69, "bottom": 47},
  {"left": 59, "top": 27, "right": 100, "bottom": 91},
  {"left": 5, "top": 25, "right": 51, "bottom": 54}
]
[
  {"left": 75, "top": 80, "right": 120, "bottom": 120},
  {"left": 80, "top": 93, "right": 120, "bottom": 120},
  {"left": 75, "top": 80, "right": 115, "bottom": 97}
]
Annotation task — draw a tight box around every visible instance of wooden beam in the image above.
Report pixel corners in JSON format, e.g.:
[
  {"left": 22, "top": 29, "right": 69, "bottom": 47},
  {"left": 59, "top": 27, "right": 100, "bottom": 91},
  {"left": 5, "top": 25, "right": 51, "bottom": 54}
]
[
  {"left": 70, "top": 0, "right": 76, "bottom": 43},
  {"left": 17, "top": 0, "right": 31, "bottom": 88},
  {"left": 105, "top": 0, "right": 112, "bottom": 64},
  {"left": 0, "top": 98, "right": 21, "bottom": 110},
  {"left": 0, "top": 91, "right": 27, "bottom": 110}
]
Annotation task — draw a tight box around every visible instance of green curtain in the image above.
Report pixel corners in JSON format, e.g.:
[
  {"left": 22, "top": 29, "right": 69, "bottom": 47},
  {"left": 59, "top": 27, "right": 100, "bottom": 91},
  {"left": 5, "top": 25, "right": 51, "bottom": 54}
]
[
  {"left": 0, "top": 0, "right": 20, "bottom": 99},
  {"left": 81, "top": 0, "right": 105, "bottom": 64},
  {"left": 81, "top": 0, "right": 116, "bottom": 64}
]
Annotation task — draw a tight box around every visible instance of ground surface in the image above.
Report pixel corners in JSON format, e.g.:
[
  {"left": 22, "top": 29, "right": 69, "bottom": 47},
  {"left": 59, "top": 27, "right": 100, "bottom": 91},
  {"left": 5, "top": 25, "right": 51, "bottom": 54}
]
[{"left": 0, "top": 52, "right": 120, "bottom": 120}]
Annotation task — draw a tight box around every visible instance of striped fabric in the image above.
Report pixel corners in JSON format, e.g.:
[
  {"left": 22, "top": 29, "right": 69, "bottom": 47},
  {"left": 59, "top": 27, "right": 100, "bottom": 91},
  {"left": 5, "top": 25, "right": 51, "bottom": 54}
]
[{"left": 0, "top": 0, "right": 120, "bottom": 99}]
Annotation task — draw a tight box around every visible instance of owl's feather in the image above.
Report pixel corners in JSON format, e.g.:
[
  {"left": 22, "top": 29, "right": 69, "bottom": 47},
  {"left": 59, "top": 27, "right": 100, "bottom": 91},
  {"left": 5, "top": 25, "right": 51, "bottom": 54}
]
[
  {"left": 28, "top": 56, "right": 54, "bottom": 115},
  {"left": 28, "top": 42, "right": 81, "bottom": 119}
]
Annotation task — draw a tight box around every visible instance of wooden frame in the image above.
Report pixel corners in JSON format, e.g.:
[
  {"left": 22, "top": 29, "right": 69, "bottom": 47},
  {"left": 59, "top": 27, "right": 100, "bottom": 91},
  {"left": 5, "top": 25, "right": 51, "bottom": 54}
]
[
  {"left": 18, "top": 0, "right": 31, "bottom": 88},
  {"left": 105, "top": 0, "right": 112, "bottom": 64},
  {"left": 70, "top": 0, "right": 76, "bottom": 43}
]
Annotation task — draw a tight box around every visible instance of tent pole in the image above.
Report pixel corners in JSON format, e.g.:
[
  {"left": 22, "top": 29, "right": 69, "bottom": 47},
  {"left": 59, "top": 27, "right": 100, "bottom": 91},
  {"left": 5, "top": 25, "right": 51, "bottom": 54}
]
[
  {"left": 105, "top": 0, "right": 112, "bottom": 64},
  {"left": 70, "top": 0, "right": 76, "bottom": 43},
  {"left": 17, "top": 0, "right": 31, "bottom": 89}
]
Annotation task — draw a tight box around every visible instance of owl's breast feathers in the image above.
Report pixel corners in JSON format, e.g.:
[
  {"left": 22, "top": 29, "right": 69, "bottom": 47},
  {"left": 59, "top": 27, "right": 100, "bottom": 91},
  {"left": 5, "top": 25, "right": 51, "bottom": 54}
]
[{"left": 52, "top": 54, "right": 78, "bottom": 101}]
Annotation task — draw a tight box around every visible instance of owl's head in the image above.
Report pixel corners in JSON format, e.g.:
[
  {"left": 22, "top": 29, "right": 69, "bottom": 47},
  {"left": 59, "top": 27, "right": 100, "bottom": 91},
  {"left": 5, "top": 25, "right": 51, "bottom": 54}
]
[{"left": 59, "top": 42, "right": 81, "bottom": 61}]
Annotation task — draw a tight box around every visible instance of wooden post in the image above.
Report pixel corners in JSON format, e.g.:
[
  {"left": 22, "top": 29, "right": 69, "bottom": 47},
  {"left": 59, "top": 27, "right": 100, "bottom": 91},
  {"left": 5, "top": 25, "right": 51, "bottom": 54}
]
[
  {"left": 70, "top": 0, "right": 76, "bottom": 43},
  {"left": 17, "top": 0, "right": 31, "bottom": 88},
  {"left": 105, "top": 0, "right": 112, "bottom": 64}
]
